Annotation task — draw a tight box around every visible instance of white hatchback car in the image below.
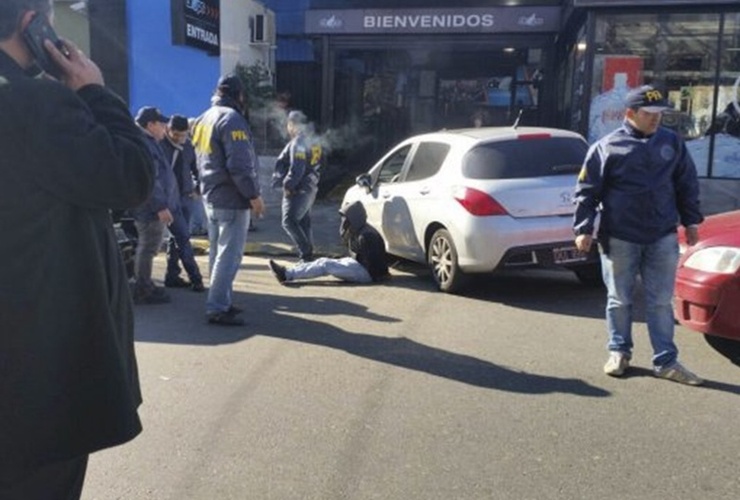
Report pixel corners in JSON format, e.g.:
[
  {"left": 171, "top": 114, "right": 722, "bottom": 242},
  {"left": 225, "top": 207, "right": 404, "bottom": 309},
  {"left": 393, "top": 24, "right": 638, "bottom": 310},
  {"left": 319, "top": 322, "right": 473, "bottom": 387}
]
[{"left": 341, "top": 126, "right": 601, "bottom": 292}]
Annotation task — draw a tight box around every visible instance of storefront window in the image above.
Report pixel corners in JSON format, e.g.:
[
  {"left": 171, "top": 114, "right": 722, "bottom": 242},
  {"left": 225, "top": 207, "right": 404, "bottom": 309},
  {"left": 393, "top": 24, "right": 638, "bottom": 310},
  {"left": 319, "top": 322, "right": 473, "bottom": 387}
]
[
  {"left": 568, "top": 27, "right": 587, "bottom": 133},
  {"left": 590, "top": 13, "right": 731, "bottom": 177},
  {"left": 705, "top": 14, "right": 740, "bottom": 178}
]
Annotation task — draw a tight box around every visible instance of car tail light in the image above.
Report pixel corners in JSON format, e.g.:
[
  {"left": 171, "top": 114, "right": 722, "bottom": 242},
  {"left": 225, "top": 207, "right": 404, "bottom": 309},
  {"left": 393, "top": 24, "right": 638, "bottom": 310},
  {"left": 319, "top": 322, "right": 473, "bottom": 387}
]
[{"left": 453, "top": 187, "right": 509, "bottom": 216}]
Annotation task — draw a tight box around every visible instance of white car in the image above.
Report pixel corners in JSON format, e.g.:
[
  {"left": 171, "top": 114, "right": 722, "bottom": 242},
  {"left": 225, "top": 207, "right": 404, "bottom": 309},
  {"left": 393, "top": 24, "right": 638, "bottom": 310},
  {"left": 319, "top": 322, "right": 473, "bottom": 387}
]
[{"left": 341, "top": 126, "right": 601, "bottom": 292}]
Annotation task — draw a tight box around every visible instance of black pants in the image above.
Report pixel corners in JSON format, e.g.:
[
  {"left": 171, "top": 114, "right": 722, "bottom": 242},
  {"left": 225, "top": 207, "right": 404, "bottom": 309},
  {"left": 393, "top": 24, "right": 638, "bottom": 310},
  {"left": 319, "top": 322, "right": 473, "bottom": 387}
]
[{"left": 1, "top": 455, "right": 89, "bottom": 500}]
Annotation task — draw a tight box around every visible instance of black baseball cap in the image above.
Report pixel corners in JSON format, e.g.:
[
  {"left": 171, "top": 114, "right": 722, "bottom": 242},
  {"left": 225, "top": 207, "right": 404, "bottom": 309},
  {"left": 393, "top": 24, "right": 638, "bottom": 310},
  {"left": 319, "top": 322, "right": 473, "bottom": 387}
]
[
  {"left": 168, "top": 114, "right": 190, "bottom": 131},
  {"left": 217, "top": 74, "right": 243, "bottom": 98},
  {"left": 624, "top": 85, "right": 671, "bottom": 112},
  {"left": 135, "top": 106, "right": 169, "bottom": 126}
]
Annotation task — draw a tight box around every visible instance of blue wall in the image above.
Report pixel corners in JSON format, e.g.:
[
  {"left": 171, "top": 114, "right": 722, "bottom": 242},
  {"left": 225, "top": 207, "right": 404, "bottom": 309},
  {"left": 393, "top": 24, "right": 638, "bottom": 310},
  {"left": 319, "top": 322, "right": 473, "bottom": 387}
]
[{"left": 127, "top": 0, "right": 220, "bottom": 119}]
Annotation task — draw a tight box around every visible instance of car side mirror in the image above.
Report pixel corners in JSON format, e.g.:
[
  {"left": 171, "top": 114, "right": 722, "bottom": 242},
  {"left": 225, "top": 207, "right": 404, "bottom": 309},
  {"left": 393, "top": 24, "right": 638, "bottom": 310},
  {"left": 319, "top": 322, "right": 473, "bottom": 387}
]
[{"left": 356, "top": 173, "right": 372, "bottom": 193}]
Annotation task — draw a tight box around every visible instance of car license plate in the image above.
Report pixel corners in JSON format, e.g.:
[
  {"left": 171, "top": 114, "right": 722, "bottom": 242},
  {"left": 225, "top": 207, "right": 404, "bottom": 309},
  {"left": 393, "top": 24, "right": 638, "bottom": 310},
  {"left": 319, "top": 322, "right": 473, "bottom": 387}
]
[{"left": 553, "top": 246, "right": 587, "bottom": 264}]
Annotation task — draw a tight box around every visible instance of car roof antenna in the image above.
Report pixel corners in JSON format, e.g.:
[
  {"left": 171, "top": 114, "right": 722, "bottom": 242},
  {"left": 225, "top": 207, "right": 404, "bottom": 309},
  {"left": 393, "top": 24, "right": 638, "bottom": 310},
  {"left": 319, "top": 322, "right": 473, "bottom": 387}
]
[{"left": 512, "top": 108, "right": 524, "bottom": 129}]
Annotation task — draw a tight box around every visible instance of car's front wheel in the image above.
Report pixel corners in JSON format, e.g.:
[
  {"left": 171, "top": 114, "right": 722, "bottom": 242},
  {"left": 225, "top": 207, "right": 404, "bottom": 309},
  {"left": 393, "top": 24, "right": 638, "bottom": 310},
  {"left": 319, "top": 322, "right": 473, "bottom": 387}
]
[{"left": 428, "top": 229, "right": 466, "bottom": 293}]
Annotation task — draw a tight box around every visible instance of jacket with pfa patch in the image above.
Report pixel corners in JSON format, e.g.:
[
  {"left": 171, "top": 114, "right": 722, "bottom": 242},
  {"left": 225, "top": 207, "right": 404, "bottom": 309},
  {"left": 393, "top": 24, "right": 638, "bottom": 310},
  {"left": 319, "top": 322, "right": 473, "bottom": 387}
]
[
  {"left": 574, "top": 120, "right": 703, "bottom": 245},
  {"left": 276, "top": 132, "right": 322, "bottom": 192}
]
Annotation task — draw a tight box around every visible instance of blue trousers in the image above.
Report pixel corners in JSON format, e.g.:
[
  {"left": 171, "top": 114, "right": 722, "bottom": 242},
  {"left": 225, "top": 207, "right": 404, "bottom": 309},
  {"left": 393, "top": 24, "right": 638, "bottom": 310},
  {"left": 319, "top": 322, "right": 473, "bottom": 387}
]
[
  {"left": 166, "top": 203, "right": 202, "bottom": 284},
  {"left": 600, "top": 233, "right": 680, "bottom": 369},
  {"left": 205, "top": 206, "right": 250, "bottom": 315},
  {"left": 281, "top": 186, "right": 317, "bottom": 260},
  {"left": 287, "top": 257, "right": 372, "bottom": 283}
]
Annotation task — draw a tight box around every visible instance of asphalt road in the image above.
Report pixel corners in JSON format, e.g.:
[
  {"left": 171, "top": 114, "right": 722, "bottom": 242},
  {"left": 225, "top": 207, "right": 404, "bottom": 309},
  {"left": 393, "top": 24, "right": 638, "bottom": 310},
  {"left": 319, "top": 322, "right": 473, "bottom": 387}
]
[{"left": 81, "top": 257, "right": 740, "bottom": 500}]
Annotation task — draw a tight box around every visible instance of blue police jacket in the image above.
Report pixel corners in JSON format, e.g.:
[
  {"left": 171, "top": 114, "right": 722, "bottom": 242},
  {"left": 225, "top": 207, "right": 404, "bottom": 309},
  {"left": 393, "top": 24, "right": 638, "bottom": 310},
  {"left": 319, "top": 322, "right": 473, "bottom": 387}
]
[
  {"left": 132, "top": 131, "right": 179, "bottom": 221},
  {"left": 574, "top": 120, "right": 703, "bottom": 244},
  {"left": 274, "top": 132, "right": 322, "bottom": 192},
  {"left": 191, "top": 96, "right": 260, "bottom": 209}
]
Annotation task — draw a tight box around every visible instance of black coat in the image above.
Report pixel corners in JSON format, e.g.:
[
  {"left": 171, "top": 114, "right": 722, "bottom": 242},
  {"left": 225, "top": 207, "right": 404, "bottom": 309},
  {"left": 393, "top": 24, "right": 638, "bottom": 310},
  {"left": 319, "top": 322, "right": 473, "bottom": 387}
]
[
  {"left": 341, "top": 201, "right": 389, "bottom": 281},
  {"left": 0, "top": 51, "right": 153, "bottom": 479}
]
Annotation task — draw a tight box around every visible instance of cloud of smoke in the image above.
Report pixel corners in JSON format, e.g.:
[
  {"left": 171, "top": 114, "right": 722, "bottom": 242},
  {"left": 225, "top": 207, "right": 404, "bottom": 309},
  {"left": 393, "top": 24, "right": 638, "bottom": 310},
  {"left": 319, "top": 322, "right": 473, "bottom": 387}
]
[{"left": 255, "top": 99, "right": 374, "bottom": 156}]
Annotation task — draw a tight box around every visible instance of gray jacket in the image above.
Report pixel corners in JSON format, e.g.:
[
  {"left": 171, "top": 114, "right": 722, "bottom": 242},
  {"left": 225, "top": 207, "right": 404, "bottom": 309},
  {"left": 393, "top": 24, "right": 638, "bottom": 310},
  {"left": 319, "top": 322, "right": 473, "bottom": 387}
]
[{"left": 192, "top": 96, "right": 261, "bottom": 209}]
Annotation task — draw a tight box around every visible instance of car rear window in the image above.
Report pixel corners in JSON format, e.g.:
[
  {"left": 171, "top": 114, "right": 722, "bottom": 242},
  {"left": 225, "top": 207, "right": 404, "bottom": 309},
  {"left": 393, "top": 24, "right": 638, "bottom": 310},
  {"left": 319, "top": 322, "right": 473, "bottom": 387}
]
[{"left": 462, "top": 137, "right": 588, "bottom": 179}]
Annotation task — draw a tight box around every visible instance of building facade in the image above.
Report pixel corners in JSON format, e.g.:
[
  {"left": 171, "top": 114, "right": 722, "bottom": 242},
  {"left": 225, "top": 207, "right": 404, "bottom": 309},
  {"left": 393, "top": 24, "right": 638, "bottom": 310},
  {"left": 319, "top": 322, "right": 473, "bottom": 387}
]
[
  {"left": 263, "top": 0, "right": 740, "bottom": 211},
  {"left": 564, "top": 0, "right": 740, "bottom": 212},
  {"left": 56, "top": 0, "right": 739, "bottom": 210},
  {"left": 54, "top": 0, "right": 275, "bottom": 119}
]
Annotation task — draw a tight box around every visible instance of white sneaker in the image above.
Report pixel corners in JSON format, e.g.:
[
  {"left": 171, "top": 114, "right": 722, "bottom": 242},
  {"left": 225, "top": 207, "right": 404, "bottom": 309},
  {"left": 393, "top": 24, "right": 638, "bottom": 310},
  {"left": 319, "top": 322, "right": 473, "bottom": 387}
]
[
  {"left": 654, "top": 362, "right": 704, "bottom": 386},
  {"left": 604, "top": 352, "right": 630, "bottom": 377}
]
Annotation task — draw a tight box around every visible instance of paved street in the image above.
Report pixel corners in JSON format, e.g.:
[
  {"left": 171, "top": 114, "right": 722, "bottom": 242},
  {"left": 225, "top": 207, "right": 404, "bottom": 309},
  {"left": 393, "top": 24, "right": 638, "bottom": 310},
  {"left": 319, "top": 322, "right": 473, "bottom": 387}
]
[{"left": 82, "top": 252, "right": 740, "bottom": 500}]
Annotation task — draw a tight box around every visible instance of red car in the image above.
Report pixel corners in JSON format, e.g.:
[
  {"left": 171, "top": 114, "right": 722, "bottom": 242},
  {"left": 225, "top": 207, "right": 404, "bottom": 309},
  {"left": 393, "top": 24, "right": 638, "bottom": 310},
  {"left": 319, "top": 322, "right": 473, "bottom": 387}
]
[{"left": 674, "top": 210, "right": 740, "bottom": 342}]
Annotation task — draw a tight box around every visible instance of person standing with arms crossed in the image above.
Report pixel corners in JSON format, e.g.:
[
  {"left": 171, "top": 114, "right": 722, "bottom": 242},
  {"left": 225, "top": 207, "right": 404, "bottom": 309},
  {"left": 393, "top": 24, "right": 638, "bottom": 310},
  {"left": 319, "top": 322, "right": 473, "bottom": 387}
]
[
  {"left": 0, "top": 0, "right": 152, "bottom": 497},
  {"left": 192, "top": 75, "right": 265, "bottom": 326},
  {"left": 574, "top": 85, "right": 704, "bottom": 385}
]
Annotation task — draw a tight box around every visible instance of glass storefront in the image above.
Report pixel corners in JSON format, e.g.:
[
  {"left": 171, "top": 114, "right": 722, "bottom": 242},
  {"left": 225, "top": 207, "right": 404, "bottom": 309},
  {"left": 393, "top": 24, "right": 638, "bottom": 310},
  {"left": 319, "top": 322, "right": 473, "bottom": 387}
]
[
  {"left": 333, "top": 46, "right": 546, "bottom": 165},
  {"left": 587, "top": 11, "right": 740, "bottom": 179}
]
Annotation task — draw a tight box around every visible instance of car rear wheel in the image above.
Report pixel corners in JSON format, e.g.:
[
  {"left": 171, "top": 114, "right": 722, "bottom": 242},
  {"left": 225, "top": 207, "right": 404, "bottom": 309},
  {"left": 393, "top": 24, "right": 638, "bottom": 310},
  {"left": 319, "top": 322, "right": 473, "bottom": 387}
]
[{"left": 428, "top": 229, "right": 466, "bottom": 293}]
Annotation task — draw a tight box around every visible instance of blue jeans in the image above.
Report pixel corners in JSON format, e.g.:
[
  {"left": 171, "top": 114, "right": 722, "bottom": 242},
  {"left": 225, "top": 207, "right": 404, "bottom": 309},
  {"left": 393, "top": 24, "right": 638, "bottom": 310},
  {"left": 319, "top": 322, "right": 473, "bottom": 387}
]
[
  {"left": 287, "top": 257, "right": 372, "bottom": 283},
  {"left": 600, "top": 234, "right": 680, "bottom": 369},
  {"left": 281, "top": 186, "right": 317, "bottom": 260},
  {"left": 204, "top": 206, "right": 250, "bottom": 315},
  {"left": 166, "top": 205, "right": 202, "bottom": 284}
]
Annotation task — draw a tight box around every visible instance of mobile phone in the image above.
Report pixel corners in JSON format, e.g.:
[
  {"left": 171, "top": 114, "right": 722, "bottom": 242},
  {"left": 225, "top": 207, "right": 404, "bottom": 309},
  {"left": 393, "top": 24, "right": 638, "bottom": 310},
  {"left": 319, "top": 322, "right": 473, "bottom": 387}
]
[{"left": 22, "top": 13, "right": 70, "bottom": 79}]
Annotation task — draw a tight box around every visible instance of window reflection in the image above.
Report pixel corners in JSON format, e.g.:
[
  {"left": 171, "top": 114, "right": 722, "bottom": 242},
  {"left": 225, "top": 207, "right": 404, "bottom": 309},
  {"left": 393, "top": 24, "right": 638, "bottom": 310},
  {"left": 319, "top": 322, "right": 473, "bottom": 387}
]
[
  {"left": 707, "top": 14, "right": 740, "bottom": 178},
  {"left": 589, "top": 12, "right": 740, "bottom": 179}
]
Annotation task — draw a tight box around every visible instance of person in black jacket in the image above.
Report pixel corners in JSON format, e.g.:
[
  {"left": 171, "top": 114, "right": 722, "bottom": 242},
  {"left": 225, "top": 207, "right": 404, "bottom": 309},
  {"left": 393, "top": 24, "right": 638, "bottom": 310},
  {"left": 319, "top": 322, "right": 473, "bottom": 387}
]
[
  {"left": 132, "top": 106, "right": 176, "bottom": 305},
  {"left": 160, "top": 114, "right": 205, "bottom": 292},
  {"left": 268, "top": 201, "right": 389, "bottom": 284},
  {"left": 0, "top": 1, "right": 152, "bottom": 497}
]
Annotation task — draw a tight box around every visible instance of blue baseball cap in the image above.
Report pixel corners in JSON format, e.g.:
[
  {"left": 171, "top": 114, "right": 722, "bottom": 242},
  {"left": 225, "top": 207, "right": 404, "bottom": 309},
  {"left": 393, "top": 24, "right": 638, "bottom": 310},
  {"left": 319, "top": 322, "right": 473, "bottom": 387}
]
[
  {"left": 625, "top": 85, "right": 671, "bottom": 112},
  {"left": 135, "top": 106, "right": 169, "bottom": 126}
]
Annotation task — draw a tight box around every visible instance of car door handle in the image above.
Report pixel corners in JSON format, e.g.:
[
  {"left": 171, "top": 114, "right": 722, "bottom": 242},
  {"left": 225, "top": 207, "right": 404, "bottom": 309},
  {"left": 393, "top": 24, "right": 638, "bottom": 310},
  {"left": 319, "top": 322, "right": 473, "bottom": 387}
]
[
  {"left": 381, "top": 191, "right": 391, "bottom": 199},
  {"left": 419, "top": 187, "right": 431, "bottom": 195}
]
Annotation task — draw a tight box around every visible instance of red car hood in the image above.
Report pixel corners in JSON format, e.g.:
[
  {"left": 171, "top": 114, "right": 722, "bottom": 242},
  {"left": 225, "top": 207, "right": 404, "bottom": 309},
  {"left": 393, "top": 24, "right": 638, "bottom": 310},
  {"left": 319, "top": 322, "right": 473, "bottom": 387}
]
[{"left": 680, "top": 209, "right": 740, "bottom": 251}]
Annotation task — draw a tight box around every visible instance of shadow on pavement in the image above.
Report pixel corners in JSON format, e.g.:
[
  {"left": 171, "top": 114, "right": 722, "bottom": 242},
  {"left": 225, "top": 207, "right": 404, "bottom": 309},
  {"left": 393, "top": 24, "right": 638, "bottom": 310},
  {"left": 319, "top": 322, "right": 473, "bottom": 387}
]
[
  {"left": 388, "top": 260, "right": 614, "bottom": 321},
  {"left": 703, "top": 334, "right": 740, "bottom": 368},
  {"left": 135, "top": 288, "right": 611, "bottom": 398},
  {"left": 611, "top": 366, "right": 740, "bottom": 395}
]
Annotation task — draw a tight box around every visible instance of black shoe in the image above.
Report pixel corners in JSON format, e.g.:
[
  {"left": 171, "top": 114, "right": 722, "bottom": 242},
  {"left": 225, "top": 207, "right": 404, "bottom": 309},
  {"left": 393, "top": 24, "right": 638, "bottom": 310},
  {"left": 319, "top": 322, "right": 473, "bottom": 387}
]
[
  {"left": 207, "top": 310, "right": 245, "bottom": 326},
  {"left": 165, "top": 276, "right": 191, "bottom": 288},
  {"left": 191, "top": 281, "right": 205, "bottom": 293},
  {"left": 228, "top": 305, "right": 243, "bottom": 314},
  {"left": 268, "top": 260, "right": 287, "bottom": 284}
]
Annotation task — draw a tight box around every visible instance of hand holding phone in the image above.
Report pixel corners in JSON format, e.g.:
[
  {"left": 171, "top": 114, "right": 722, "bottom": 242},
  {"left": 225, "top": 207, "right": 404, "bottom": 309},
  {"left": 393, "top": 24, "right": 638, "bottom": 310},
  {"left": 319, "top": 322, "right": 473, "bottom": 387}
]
[
  {"left": 22, "top": 13, "right": 70, "bottom": 79},
  {"left": 22, "top": 12, "right": 104, "bottom": 90}
]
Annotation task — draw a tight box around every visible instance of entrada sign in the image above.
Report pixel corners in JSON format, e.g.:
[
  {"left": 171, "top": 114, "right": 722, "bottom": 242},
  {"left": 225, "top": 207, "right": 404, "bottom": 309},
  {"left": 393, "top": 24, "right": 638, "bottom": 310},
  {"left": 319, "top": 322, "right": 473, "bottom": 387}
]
[
  {"left": 172, "top": 0, "right": 220, "bottom": 55},
  {"left": 306, "top": 7, "right": 560, "bottom": 35}
]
